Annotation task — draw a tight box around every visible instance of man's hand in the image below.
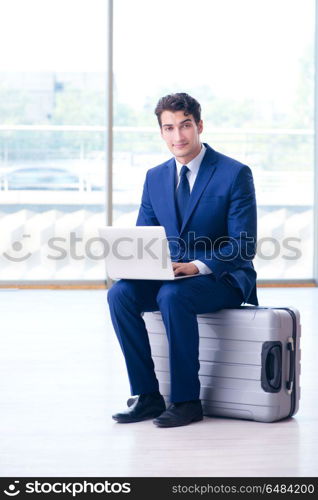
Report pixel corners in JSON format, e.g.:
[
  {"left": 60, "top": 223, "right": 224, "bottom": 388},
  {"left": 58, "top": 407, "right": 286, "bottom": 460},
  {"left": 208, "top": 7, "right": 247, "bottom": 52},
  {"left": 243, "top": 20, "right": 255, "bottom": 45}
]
[{"left": 172, "top": 262, "right": 199, "bottom": 276}]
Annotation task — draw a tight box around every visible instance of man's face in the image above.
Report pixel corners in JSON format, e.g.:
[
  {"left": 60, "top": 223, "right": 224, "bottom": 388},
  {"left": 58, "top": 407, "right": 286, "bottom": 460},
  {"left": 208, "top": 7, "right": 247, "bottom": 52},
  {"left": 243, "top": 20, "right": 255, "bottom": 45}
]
[{"left": 160, "top": 110, "right": 203, "bottom": 164}]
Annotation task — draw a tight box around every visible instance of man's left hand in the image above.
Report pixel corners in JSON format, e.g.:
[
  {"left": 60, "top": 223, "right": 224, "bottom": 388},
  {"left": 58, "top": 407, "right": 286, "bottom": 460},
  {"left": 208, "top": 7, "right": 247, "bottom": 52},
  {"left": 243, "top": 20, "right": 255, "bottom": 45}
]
[{"left": 172, "top": 262, "right": 199, "bottom": 276}]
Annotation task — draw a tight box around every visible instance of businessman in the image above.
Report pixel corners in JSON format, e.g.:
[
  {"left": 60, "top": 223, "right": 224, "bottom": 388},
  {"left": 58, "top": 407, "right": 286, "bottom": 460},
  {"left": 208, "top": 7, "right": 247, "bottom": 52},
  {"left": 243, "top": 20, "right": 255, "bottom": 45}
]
[{"left": 107, "top": 93, "right": 258, "bottom": 427}]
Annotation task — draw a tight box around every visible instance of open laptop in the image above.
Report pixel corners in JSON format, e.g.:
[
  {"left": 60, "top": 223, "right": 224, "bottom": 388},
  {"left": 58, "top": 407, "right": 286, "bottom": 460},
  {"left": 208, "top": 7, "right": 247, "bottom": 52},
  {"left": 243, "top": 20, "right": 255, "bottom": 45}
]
[{"left": 98, "top": 226, "right": 198, "bottom": 280}]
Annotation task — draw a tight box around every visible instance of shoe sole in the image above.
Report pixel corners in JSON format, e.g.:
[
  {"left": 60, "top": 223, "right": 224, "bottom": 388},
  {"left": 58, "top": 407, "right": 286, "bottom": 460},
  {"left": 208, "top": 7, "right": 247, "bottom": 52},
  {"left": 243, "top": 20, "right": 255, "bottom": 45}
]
[
  {"left": 112, "top": 410, "right": 165, "bottom": 424},
  {"left": 153, "top": 415, "right": 203, "bottom": 427}
]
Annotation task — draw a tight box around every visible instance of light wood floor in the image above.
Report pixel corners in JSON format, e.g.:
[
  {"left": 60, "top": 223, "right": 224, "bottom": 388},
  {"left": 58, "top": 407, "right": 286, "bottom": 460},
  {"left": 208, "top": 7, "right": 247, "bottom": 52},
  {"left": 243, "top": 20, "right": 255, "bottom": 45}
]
[{"left": 0, "top": 287, "right": 317, "bottom": 477}]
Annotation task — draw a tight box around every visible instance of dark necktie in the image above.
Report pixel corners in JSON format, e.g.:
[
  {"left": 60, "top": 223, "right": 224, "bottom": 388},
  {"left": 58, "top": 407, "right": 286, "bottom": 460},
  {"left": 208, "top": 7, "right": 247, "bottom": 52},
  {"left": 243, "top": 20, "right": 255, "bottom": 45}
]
[{"left": 175, "top": 165, "right": 190, "bottom": 227}]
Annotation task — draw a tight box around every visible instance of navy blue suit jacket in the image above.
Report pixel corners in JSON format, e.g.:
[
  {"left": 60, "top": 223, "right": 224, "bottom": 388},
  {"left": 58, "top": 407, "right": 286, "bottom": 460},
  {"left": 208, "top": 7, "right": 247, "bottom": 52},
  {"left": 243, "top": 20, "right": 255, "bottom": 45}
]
[{"left": 136, "top": 143, "right": 258, "bottom": 305}]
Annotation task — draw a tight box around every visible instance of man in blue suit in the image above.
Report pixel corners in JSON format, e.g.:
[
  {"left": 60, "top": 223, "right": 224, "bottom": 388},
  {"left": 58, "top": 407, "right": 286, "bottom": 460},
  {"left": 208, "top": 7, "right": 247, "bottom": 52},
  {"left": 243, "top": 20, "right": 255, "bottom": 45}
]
[{"left": 108, "top": 93, "right": 258, "bottom": 427}]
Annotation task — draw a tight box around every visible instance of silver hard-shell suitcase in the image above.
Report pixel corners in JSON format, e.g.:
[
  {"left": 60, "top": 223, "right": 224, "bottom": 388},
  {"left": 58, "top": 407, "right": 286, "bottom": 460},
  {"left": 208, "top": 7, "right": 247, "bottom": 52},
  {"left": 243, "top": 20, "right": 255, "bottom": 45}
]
[{"left": 143, "top": 306, "right": 301, "bottom": 422}]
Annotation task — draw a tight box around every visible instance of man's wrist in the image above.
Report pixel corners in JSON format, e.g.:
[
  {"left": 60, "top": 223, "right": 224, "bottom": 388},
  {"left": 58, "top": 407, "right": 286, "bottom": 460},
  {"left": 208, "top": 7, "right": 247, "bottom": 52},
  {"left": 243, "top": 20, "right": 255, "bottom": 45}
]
[{"left": 191, "top": 260, "right": 212, "bottom": 275}]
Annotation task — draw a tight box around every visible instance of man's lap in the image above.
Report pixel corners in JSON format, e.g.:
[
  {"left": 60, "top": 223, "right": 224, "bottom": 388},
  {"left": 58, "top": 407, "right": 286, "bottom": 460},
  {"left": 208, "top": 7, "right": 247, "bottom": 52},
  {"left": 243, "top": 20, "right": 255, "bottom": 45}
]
[{"left": 109, "top": 274, "right": 243, "bottom": 314}]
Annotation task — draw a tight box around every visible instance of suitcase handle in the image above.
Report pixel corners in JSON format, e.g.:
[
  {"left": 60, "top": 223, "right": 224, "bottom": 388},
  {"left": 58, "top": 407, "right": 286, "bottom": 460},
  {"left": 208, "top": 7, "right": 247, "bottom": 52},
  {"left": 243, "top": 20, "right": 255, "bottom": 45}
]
[
  {"left": 261, "top": 342, "right": 282, "bottom": 392},
  {"left": 286, "top": 337, "right": 295, "bottom": 394},
  {"left": 267, "top": 345, "right": 281, "bottom": 389}
]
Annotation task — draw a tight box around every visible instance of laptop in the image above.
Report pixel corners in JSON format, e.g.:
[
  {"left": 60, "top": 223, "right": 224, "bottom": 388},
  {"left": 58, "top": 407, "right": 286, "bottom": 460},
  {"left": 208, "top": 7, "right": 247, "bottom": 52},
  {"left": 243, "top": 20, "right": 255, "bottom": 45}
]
[{"left": 98, "top": 226, "right": 199, "bottom": 280}]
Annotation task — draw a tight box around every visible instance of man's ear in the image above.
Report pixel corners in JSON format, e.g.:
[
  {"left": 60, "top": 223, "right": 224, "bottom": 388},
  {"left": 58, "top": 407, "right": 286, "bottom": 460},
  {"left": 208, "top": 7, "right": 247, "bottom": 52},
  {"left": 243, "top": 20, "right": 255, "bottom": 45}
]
[{"left": 198, "top": 120, "right": 203, "bottom": 134}]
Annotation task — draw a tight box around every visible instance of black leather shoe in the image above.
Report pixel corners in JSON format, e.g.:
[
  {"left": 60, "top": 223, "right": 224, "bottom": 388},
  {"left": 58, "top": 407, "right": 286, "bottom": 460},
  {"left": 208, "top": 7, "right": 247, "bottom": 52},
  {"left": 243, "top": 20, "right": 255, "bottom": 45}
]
[
  {"left": 112, "top": 392, "right": 166, "bottom": 423},
  {"left": 153, "top": 400, "right": 203, "bottom": 427}
]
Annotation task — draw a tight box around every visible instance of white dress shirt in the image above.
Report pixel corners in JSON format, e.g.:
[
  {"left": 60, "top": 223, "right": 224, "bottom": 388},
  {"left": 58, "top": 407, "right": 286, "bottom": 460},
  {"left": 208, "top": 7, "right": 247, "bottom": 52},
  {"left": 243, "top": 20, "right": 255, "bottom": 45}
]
[{"left": 175, "top": 144, "right": 212, "bottom": 276}]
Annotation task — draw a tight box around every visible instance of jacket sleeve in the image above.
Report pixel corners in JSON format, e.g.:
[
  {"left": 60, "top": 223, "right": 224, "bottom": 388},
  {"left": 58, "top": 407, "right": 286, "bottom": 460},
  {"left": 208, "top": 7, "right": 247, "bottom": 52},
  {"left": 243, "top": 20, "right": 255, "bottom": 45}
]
[
  {"left": 136, "top": 171, "right": 160, "bottom": 226},
  {"left": 199, "top": 165, "right": 257, "bottom": 278}
]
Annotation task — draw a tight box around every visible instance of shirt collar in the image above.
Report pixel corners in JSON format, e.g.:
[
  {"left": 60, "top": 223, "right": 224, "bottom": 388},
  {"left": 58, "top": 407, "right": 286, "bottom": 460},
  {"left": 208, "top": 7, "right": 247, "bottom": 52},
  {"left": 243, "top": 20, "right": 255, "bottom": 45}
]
[{"left": 175, "top": 143, "right": 206, "bottom": 176}]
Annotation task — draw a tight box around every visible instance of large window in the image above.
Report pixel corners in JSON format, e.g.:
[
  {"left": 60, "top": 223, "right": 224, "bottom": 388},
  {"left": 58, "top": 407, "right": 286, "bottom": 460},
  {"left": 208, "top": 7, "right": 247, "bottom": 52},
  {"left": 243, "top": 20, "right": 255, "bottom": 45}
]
[
  {"left": 0, "top": 0, "right": 109, "bottom": 281},
  {"left": 113, "top": 0, "right": 315, "bottom": 280},
  {"left": 0, "top": 0, "right": 315, "bottom": 282}
]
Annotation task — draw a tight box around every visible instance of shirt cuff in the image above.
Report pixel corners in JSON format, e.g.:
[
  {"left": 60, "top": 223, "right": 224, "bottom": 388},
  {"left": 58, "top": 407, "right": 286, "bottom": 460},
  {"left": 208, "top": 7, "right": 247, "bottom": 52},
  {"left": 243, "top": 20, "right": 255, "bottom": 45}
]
[{"left": 191, "top": 260, "right": 213, "bottom": 275}]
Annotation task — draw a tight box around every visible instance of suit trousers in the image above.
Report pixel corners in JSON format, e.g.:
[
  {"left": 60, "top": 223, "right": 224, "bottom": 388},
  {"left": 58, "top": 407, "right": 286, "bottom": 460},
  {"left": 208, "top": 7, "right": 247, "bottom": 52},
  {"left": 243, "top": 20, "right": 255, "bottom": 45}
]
[{"left": 107, "top": 274, "right": 243, "bottom": 402}]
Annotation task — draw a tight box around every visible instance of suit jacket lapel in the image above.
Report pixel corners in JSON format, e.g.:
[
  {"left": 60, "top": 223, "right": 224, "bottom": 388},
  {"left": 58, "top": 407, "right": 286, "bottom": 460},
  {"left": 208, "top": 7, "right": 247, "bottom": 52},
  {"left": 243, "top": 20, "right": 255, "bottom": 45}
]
[
  {"left": 180, "top": 146, "right": 217, "bottom": 233},
  {"left": 163, "top": 158, "right": 179, "bottom": 233}
]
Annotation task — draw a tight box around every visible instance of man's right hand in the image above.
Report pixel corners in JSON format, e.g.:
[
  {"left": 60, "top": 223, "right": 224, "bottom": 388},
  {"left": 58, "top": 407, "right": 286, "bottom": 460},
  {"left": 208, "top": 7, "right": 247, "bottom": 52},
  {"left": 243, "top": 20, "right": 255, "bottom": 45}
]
[{"left": 172, "top": 262, "right": 199, "bottom": 276}]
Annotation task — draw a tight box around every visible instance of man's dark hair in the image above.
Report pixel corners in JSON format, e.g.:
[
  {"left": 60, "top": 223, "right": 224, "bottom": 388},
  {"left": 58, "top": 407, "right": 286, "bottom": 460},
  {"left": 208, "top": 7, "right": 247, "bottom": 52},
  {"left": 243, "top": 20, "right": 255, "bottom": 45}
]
[{"left": 154, "top": 92, "right": 201, "bottom": 127}]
